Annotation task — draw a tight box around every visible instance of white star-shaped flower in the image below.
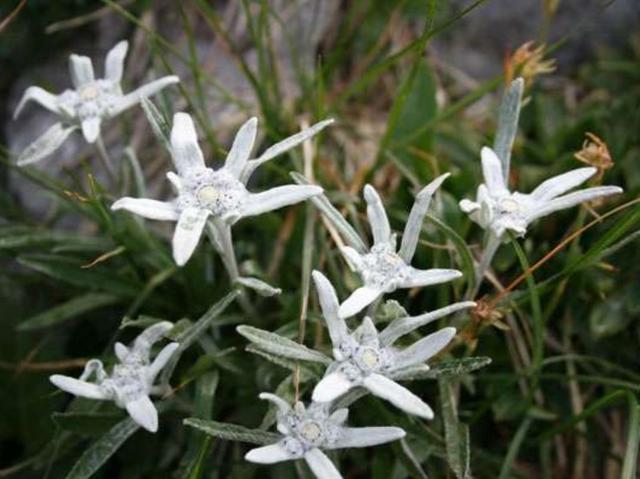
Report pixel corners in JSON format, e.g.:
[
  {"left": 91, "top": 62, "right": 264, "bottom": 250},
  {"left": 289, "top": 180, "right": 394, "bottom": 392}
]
[
  {"left": 14, "top": 40, "right": 179, "bottom": 165},
  {"left": 338, "top": 175, "right": 462, "bottom": 318},
  {"left": 112, "top": 113, "right": 331, "bottom": 266},
  {"left": 459, "top": 146, "right": 623, "bottom": 239},
  {"left": 50, "top": 322, "right": 178, "bottom": 433},
  {"left": 245, "top": 393, "right": 405, "bottom": 479},
  {"left": 311, "top": 271, "right": 473, "bottom": 419}
]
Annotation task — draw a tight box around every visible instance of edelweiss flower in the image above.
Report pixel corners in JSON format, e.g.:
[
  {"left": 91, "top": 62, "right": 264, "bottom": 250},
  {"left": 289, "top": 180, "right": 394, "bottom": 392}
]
[
  {"left": 14, "top": 40, "right": 179, "bottom": 165},
  {"left": 339, "top": 175, "right": 462, "bottom": 317},
  {"left": 459, "top": 146, "right": 623, "bottom": 239},
  {"left": 311, "top": 271, "right": 472, "bottom": 419},
  {"left": 112, "top": 113, "right": 331, "bottom": 266},
  {"left": 245, "top": 393, "right": 404, "bottom": 479},
  {"left": 50, "top": 322, "right": 178, "bottom": 433}
]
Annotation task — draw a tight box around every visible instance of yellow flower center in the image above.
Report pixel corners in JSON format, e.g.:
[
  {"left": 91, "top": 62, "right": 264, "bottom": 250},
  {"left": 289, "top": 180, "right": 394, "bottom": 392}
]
[
  {"left": 301, "top": 421, "right": 322, "bottom": 441},
  {"left": 361, "top": 348, "right": 380, "bottom": 369},
  {"left": 500, "top": 198, "right": 520, "bottom": 213},
  {"left": 197, "top": 185, "right": 219, "bottom": 204},
  {"left": 80, "top": 85, "right": 99, "bottom": 100}
]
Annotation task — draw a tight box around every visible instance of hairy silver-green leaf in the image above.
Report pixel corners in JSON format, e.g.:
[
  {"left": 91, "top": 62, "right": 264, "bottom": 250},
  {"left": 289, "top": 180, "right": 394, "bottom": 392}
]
[
  {"left": 183, "top": 418, "right": 281, "bottom": 445},
  {"left": 493, "top": 77, "right": 523, "bottom": 181},
  {"left": 65, "top": 417, "right": 139, "bottom": 479},
  {"left": 235, "top": 277, "right": 282, "bottom": 297},
  {"left": 237, "top": 325, "right": 331, "bottom": 364},
  {"left": 140, "top": 97, "right": 172, "bottom": 152}
]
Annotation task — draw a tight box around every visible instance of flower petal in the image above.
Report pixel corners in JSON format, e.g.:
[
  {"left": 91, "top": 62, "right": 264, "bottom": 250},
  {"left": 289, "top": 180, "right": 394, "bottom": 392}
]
[
  {"left": 312, "top": 271, "right": 348, "bottom": 347},
  {"left": 241, "top": 118, "right": 334, "bottom": 183},
  {"left": 399, "top": 173, "right": 450, "bottom": 262},
  {"left": 50, "top": 375, "right": 108, "bottom": 400},
  {"left": 530, "top": 167, "right": 596, "bottom": 201},
  {"left": 104, "top": 40, "right": 129, "bottom": 84},
  {"left": 14, "top": 86, "right": 62, "bottom": 119},
  {"left": 480, "top": 146, "right": 508, "bottom": 194},
  {"left": 81, "top": 117, "right": 101, "bottom": 143},
  {"left": 147, "top": 342, "right": 179, "bottom": 383},
  {"left": 398, "top": 267, "right": 462, "bottom": 289},
  {"left": 168, "top": 112, "right": 206, "bottom": 176},
  {"left": 111, "top": 197, "right": 179, "bottom": 221},
  {"left": 304, "top": 448, "right": 342, "bottom": 479},
  {"left": 125, "top": 395, "right": 159, "bottom": 432},
  {"left": 312, "top": 371, "right": 355, "bottom": 403},
  {"left": 110, "top": 76, "right": 180, "bottom": 117},
  {"left": 340, "top": 246, "right": 364, "bottom": 272},
  {"left": 328, "top": 426, "right": 405, "bottom": 449},
  {"left": 17, "top": 123, "right": 78, "bottom": 166},
  {"left": 525, "top": 186, "right": 623, "bottom": 223},
  {"left": 172, "top": 207, "right": 210, "bottom": 266},
  {"left": 362, "top": 373, "right": 434, "bottom": 419},
  {"left": 225, "top": 117, "right": 257, "bottom": 179},
  {"left": 245, "top": 442, "right": 295, "bottom": 464},
  {"left": 459, "top": 198, "right": 480, "bottom": 214},
  {"left": 69, "top": 54, "right": 95, "bottom": 88},
  {"left": 379, "top": 301, "right": 475, "bottom": 345},
  {"left": 389, "top": 327, "right": 456, "bottom": 372},
  {"left": 338, "top": 286, "right": 381, "bottom": 319},
  {"left": 239, "top": 185, "right": 322, "bottom": 219},
  {"left": 259, "top": 392, "right": 292, "bottom": 415},
  {"left": 363, "top": 185, "right": 391, "bottom": 246}
]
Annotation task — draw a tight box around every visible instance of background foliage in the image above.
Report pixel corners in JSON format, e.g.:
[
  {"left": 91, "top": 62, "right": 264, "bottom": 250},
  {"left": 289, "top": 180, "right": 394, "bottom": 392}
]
[{"left": 1, "top": 0, "right": 639, "bottom": 478}]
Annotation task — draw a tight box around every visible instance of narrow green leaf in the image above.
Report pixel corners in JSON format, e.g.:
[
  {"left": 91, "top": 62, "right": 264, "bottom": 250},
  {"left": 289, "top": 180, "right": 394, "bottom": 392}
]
[
  {"left": 183, "top": 418, "right": 281, "bottom": 445},
  {"left": 622, "top": 399, "right": 640, "bottom": 479},
  {"left": 237, "top": 325, "right": 331, "bottom": 364},
  {"left": 65, "top": 417, "right": 139, "bottom": 479},
  {"left": 425, "top": 213, "right": 476, "bottom": 294},
  {"left": 160, "top": 291, "right": 239, "bottom": 384},
  {"left": 498, "top": 416, "right": 532, "bottom": 479},
  {"left": 18, "top": 293, "right": 120, "bottom": 331},
  {"left": 18, "top": 254, "right": 140, "bottom": 297},
  {"left": 510, "top": 235, "right": 543, "bottom": 381}
]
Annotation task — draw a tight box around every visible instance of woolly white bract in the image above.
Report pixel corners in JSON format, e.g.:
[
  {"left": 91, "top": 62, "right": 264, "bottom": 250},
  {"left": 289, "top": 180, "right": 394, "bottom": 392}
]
[
  {"left": 14, "top": 40, "right": 179, "bottom": 165},
  {"left": 50, "top": 322, "right": 178, "bottom": 433},
  {"left": 244, "top": 393, "right": 404, "bottom": 479},
  {"left": 338, "top": 174, "right": 462, "bottom": 317},
  {"left": 459, "top": 146, "right": 623, "bottom": 239},
  {"left": 112, "top": 113, "right": 332, "bottom": 266},
  {"left": 310, "top": 271, "right": 474, "bottom": 418}
]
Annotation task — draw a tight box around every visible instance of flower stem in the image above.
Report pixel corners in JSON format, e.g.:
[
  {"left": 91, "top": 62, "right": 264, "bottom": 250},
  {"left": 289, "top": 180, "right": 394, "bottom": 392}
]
[
  {"left": 205, "top": 221, "right": 256, "bottom": 316},
  {"left": 466, "top": 233, "right": 501, "bottom": 300},
  {"left": 95, "top": 135, "right": 117, "bottom": 185}
]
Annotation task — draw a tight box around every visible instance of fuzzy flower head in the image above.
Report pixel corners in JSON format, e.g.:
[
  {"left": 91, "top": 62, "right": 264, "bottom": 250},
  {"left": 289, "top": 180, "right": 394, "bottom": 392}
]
[
  {"left": 311, "top": 271, "right": 474, "bottom": 419},
  {"left": 50, "top": 322, "right": 178, "bottom": 433},
  {"left": 112, "top": 113, "right": 331, "bottom": 266},
  {"left": 14, "top": 41, "right": 179, "bottom": 165},
  {"left": 245, "top": 393, "right": 404, "bottom": 479},
  {"left": 339, "top": 175, "right": 462, "bottom": 317},
  {"left": 459, "top": 146, "right": 623, "bottom": 240}
]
